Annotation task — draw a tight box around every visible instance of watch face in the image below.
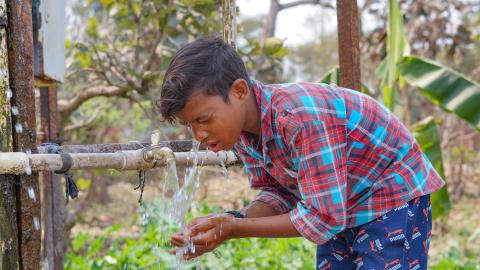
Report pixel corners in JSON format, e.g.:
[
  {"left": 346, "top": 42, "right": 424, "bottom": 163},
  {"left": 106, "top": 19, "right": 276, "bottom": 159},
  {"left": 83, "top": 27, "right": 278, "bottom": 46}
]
[{"left": 226, "top": 210, "right": 245, "bottom": 218}]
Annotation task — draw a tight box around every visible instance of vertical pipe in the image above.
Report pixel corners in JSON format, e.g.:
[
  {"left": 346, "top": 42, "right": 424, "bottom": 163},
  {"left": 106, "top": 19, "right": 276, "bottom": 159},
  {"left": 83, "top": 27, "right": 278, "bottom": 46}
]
[
  {"left": 6, "top": 0, "right": 41, "bottom": 268},
  {"left": 39, "top": 86, "right": 54, "bottom": 270},
  {"left": 222, "top": 0, "right": 237, "bottom": 48},
  {"left": 0, "top": 0, "right": 19, "bottom": 268},
  {"left": 336, "top": 0, "right": 361, "bottom": 91},
  {"left": 40, "top": 85, "right": 64, "bottom": 270}
]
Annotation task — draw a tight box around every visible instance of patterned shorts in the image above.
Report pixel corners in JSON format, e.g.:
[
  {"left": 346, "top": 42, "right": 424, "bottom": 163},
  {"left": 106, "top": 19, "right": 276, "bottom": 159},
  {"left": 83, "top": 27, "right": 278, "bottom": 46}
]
[{"left": 316, "top": 194, "right": 432, "bottom": 270}]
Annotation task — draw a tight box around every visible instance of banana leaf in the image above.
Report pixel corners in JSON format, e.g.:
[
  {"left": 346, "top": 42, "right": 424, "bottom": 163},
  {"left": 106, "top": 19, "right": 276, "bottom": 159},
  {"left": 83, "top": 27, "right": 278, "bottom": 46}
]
[
  {"left": 398, "top": 56, "right": 480, "bottom": 131},
  {"left": 375, "top": 0, "right": 410, "bottom": 110},
  {"left": 320, "top": 66, "right": 375, "bottom": 95},
  {"left": 411, "top": 117, "right": 450, "bottom": 219}
]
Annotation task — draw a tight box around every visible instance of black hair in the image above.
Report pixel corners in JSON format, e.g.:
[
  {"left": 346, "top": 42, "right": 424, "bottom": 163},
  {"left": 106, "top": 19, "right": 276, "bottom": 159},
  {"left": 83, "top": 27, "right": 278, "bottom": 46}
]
[{"left": 158, "top": 37, "right": 251, "bottom": 123}]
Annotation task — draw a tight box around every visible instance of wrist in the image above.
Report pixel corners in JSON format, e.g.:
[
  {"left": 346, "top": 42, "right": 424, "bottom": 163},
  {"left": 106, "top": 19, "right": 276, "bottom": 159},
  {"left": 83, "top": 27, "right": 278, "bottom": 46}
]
[
  {"left": 227, "top": 215, "right": 241, "bottom": 239},
  {"left": 222, "top": 214, "right": 238, "bottom": 240},
  {"left": 224, "top": 210, "right": 245, "bottom": 219}
]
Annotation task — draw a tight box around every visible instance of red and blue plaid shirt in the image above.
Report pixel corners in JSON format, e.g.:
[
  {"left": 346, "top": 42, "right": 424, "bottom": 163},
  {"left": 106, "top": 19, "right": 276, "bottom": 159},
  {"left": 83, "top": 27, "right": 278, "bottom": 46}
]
[{"left": 233, "top": 80, "right": 445, "bottom": 244}]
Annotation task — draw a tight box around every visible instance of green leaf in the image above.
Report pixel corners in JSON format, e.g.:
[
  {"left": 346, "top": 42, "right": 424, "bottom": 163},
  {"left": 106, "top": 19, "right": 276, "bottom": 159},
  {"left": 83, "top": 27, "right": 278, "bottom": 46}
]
[
  {"left": 74, "top": 51, "right": 92, "bottom": 69},
  {"left": 76, "top": 177, "right": 92, "bottom": 190},
  {"left": 102, "top": 224, "right": 122, "bottom": 237},
  {"left": 399, "top": 56, "right": 480, "bottom": 130},
  {"left": 86, "top": 17, "right": 99, "bottom": 37},
  {"left": 72, "top": 232, "right": 89, "bottom": 252},
  {"left": 320, "top": 66, "right": 340, "bottom": 85},
  {"left": 99, "top": 0, "right": 113, "bottom": 6},
  {"left": 273, "top": 46, "right": 288, "bottom": 58},
  {"left": 65, "top": 39, "right": 72, "bottom": 50},
  {"left": 320, "top": 66, "right": 375, "bottom": 95},
  {"left": 376, "top": 0, "right": 410, "bottom": 110},
  {"left": 263, "top": 37, "right": 283, "bottom": 54},
  {"left": 87, "top": 236, "right": 106, "bottom": 257},
  {"left": 411, "top": 117, "right": 450, "bottom": 218}
]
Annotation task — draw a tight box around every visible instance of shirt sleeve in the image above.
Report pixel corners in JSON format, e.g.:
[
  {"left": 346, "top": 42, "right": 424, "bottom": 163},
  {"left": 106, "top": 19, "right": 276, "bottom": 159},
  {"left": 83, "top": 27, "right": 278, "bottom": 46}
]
[
  {"left": 284, "top": 114, "right": 348, "bottom": 245},
  {"left": 233, "top": 141, "right": 299, "bottom": 214}
]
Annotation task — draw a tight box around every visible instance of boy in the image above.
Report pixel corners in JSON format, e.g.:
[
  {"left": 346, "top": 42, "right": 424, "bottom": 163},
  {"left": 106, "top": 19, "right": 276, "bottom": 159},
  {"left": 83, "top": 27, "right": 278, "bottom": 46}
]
[{"left": 159, "top": 37, "right": 445, "bottom": 269}]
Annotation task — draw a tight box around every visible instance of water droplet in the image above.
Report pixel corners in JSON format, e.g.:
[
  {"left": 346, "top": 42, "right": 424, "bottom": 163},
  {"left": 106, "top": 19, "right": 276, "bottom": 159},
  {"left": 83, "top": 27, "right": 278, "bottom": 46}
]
[
  {"left": 6, "top": 88, "right": 12, "bottom": 100},
  {"left": 11, "top": 106, "right": 18, "bottom": 115},
  {"left": 25, "top": 166, "right": 32, "bottom": 175},
  {"left": 33, "top": 217, "right": 40, "bottom": 231},
  {"left": 43, "top": 258, "right": 50, "bottom": 270},
  {"left": 27, "top": 186, "right": 36, "bottom": 201},
  {"left": 24, "top": 149, "right": 32, "bottom": 175},
  {"left": 14, "top": 123, "right": 23, "bottom": 133}
]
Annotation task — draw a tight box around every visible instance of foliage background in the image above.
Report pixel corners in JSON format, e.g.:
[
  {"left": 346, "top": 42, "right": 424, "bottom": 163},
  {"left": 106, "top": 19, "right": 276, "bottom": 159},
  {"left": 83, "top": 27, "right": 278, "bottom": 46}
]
[{"left": 61, "top": 0, "right": 480, "bottom": 269}]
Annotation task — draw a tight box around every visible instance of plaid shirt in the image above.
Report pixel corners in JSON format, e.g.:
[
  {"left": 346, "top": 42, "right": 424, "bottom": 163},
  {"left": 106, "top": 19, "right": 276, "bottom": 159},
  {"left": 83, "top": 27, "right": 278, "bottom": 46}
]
[{"left": 233, "top": 80, "right": 445, "bottom": 244}]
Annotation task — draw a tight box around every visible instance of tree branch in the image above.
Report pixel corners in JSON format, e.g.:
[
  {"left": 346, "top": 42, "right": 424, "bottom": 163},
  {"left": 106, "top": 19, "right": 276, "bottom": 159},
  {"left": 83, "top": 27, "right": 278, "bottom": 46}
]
[
  {"left": 59, "top": 85, "right": 129, "bottom": 125},
  {"left": 279, "top": 0, "right": 334, "bottom": 10},
  {"left": 63, "top": 106, "right": 103, "bottom": 133}
]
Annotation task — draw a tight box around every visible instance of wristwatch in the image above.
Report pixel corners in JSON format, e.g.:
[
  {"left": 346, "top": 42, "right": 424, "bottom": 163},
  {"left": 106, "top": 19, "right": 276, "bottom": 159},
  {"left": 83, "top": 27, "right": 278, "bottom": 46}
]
[{"left": 225, "top": 210, "right": 245, "bottom": 218}]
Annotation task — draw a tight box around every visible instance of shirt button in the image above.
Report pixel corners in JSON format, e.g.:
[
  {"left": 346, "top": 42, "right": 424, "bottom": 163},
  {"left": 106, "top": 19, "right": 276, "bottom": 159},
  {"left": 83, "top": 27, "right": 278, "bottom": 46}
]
[{"left": 266, "top": 163, "right": 273, "bottom": 169}]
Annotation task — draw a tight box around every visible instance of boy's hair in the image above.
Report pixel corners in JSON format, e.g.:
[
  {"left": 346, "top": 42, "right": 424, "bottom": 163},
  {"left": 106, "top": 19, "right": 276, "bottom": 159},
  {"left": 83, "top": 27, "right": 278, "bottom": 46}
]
[{"left": 158, "top": 37, "right": 251, "bottom": 123}]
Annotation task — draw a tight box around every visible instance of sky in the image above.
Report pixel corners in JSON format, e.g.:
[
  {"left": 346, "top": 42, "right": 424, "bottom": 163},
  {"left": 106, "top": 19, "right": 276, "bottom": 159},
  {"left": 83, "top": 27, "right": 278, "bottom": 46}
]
[{"left": 237, "top": 0, "right": 339, "bottom": 46}]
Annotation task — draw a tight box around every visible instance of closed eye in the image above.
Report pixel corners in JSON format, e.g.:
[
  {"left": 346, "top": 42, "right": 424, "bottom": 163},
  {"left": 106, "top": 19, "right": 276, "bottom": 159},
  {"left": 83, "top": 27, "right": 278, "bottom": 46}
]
[{"left": 195, "top": 113, "right": 213, "bottom": 124}]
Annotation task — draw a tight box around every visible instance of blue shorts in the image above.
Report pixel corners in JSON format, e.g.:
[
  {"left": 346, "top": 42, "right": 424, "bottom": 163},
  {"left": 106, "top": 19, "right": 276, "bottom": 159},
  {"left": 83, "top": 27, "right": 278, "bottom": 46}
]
[{"left": 316, "top": 195, "right": 432, "bottom": 270}]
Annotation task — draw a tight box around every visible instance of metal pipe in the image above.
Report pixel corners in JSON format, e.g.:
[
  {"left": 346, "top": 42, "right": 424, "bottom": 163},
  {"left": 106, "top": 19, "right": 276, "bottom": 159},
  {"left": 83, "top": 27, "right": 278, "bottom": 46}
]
[
  {"left": 0, "top": 149, "right": 239, "bottom": 175},
  {"left": 36, "top": 140, "right": 203, "bottom": 154}
]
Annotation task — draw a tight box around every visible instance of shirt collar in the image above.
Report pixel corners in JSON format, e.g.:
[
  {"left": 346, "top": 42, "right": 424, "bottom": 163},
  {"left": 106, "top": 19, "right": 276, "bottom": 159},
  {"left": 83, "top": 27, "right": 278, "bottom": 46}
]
[{"left": 252, "top": 80, "right": 275, "bottom": 145}]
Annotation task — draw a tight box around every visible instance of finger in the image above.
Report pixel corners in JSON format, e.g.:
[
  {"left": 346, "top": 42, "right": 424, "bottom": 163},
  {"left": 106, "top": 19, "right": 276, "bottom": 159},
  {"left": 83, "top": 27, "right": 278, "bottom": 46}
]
[
  {"left": 189, "top": 220, "right": 214, "bottom": 236},
  {"left": 186, "top": 214, "right": 215, "bottom": 229},
  {"left": 170, "top": 233, "right": 184, "bottom": 242},
  {"left": 190, "top": 229, "right": 220, "bottom": 247},
  {"left": 184, "top": 246, "right": 209, "bottom": 260},
  {"left": 170, "top": 238, "right": 184, "bottom": 247}
]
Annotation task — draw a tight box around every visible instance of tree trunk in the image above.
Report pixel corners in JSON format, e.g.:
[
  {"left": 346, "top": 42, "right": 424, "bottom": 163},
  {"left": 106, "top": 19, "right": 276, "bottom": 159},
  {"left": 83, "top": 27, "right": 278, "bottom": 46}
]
[{"left": 264, "top": 0, "right": 281, "bottom": 39}]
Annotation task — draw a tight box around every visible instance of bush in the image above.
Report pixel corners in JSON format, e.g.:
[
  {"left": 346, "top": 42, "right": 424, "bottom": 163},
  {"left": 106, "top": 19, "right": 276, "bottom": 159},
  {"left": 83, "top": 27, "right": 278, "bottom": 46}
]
[{"left": 64, "top": 199, "right": 316, "bottom": 269}]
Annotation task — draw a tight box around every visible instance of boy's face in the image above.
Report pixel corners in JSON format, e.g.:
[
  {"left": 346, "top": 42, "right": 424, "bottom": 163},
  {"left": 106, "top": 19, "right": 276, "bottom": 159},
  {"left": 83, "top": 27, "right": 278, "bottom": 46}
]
[{"left": 175, "top": 79, "right": 249, "bottom": 152}]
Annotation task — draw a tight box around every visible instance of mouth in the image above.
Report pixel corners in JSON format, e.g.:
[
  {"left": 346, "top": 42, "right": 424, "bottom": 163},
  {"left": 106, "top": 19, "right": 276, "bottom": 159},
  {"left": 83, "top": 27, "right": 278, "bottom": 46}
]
[{"left": 206, "top": 141, "right": 222, "bottom": 152}]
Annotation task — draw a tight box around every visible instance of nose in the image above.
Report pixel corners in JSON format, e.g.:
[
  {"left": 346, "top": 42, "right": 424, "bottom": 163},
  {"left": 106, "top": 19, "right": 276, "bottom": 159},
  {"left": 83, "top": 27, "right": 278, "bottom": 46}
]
[{"left": 192, "top": 127, "right": 208, "bottom": 142}]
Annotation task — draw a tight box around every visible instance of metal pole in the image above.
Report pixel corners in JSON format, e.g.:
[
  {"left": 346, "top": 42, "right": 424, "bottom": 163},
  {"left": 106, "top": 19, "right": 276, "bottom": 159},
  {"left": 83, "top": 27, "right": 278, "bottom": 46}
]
[
  {"left": 336, "top": 0, "right": 361, "bottom": 91},
  {"left": 39, "top": 85, "right": 64, "bottom": 270},
  {"left": 0, "top": 150, "right": 240, "bottom": 175},
  {"left": 0, "top": 0, "right": 19, "bottom": 267},
  {"left": 37, "top": 140, "right": 200, "bottom": 154},
  {"left": 6, "top": 0, "right": 41, "bottom": 268}
]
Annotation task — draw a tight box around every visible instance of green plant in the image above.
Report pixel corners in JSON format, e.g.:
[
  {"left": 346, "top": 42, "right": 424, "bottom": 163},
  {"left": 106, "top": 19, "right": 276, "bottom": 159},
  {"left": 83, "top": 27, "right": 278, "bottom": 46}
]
[{"left": 64, "top": 199, "right": 316, "bottom": 270}]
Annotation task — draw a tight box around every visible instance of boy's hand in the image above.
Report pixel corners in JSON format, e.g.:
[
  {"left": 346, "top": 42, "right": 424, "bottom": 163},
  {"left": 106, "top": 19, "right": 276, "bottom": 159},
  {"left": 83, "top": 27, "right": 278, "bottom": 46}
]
[{"left": 169, "top": 214, "right": 235, "bottom": 260}]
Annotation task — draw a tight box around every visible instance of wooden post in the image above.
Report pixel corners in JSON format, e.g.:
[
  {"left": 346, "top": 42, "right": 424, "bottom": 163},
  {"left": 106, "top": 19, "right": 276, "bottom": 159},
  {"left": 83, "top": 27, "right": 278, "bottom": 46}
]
[
  {"left": 6, "top": 0, "right": 41, "bottom": 268},
  {"left": 336, "top": 0, "right": 361, "bottom": 91},
  {"left": 222, "top": 0, "right": 237, "bottom": 48},
  {"left": 0, "top": 0, "right": 20, "bottom": 268}
]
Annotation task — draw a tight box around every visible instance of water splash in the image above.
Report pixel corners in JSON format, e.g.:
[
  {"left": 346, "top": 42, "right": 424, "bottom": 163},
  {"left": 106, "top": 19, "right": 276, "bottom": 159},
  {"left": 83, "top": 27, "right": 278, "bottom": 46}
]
[
  {"left": 25, "top": 149, "right": 32, "bottom": 175},
  {"left": 159, "top": 140, "right": 205, "bottom": 269},
  {"left": 14, "top": 123, "right": 23, "bottom": 133},
  {"left": 27, "top": 186, "right": 36, "bottom": 201},
  {"left": 11, "top": 106, "right": 18, "bottom": 115},
  {"left": 6, "top": 88, "right": 12, "bottom": 100},
  {"left": 43, "top": 258, "right": 50, "bottom": 270},
  {"left": 218, "top": 151, "right": 229, "bottom": 179},
  {"left": 33, "top": 216, "right": 40, "bottom": 231},
  {"left": 218, "top": 151, "right": 230, "bottom": 194}
]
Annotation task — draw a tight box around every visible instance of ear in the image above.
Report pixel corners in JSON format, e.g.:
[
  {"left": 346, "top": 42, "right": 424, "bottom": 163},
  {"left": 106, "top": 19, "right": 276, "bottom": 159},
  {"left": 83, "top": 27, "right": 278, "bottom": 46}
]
[{"left": 229, "top": 79, "right": 249, "bottom": 102}]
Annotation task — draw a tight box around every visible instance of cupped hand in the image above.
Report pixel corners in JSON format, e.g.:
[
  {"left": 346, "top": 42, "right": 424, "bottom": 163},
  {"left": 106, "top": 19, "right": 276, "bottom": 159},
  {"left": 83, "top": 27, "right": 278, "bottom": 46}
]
[{"left": 169, "top": 213, "right": 235, "bottom": 260}]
